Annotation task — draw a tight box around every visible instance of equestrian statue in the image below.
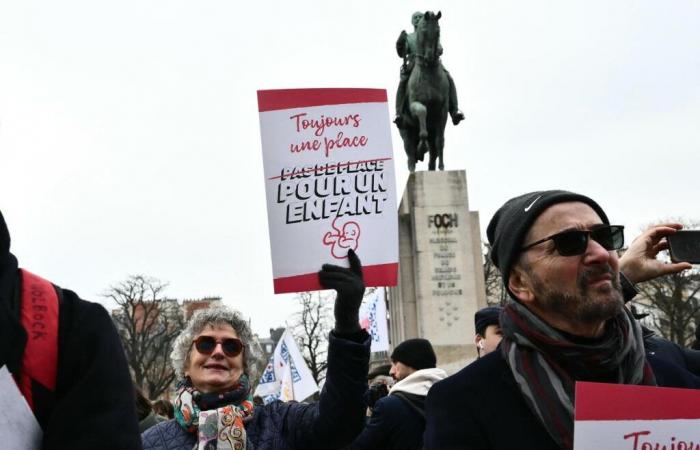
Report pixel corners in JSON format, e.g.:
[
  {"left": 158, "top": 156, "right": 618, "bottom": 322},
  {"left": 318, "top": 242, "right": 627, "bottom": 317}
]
[{"left": 394, "top": 11, "right": 464, "bottom": 172}]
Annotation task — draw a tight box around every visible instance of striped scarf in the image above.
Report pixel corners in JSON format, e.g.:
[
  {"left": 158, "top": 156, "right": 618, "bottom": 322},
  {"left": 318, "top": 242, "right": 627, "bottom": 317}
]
[
  {"left": 175, "top": 374, "right": 255, "bottom": 450},
  {"left": 500, "top": 300, "right": 656, "bottom": 450}
]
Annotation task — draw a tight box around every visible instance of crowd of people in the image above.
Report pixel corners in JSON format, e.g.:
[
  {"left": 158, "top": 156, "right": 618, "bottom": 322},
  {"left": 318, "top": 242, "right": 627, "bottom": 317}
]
[{"left": 2, "top": 188, "right": 699, "bottom": 450}]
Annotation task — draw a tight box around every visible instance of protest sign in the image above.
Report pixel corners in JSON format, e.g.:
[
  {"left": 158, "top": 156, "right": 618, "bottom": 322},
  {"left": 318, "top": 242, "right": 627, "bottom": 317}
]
[
  {"left": 574, "top": 381, "right": 700, "bottom": 450},
  {"left": 359, "top": 288, "right": 390, "bottom": 352},
  {"left": 258, "top": 88, "right": 398, "bottom": 293}
]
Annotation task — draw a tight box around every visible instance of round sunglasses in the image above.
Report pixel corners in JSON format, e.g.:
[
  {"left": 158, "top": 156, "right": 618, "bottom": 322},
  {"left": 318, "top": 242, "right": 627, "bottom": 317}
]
[
  {"left": 192, "top": 336, "right": 244, "bottom": 357},
  {"left": 521, "top": 225, "right": 625, "bottom": 256}
]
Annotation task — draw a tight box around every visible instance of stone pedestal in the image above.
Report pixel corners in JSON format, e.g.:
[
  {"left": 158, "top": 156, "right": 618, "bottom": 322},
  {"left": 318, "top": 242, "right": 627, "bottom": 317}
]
[{"left": 388, "top": 170, "right": 486, "bottom": 374}]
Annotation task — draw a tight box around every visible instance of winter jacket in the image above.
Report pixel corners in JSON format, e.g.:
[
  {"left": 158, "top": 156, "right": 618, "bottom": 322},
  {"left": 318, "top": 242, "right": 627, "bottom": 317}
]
[
  {"left": 643, "top": 330, "right": 700, "bottom": 376},
  {"left": 346, "top": 368, "right": 446, "bottom": 450},
  {"left": 142, "top": 330, "right": 371, "bottom": 450},
  {"left": 424, "top": 350, "right": 700, "bottom": 450},
  {"left": 0, "top": 211, "right": 141, "bottom": 450}
]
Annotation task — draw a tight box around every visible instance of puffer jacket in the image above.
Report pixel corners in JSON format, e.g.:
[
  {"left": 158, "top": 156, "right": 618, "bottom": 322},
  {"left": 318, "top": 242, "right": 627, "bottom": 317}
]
[{"left": 142, "top": 330, "right": 370, "bottom": 450}]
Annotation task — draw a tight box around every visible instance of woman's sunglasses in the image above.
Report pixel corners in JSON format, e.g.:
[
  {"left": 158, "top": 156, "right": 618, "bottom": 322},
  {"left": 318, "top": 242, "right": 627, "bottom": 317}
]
[
  {"left": 193, "top": 336, "right": 244, "bottom": 357},
  {"left": 521, "top": 225, "right": 625, "bottom": 256}
]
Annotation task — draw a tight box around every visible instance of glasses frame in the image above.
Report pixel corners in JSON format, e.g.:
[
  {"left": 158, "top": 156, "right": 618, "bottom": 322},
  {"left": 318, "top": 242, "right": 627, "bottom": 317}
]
[
  {"left": 521, "top": 224, "right": 625, "bottom": 256},
  {"left": 192, "top": 336, "right": 245, "bottom": 358}
]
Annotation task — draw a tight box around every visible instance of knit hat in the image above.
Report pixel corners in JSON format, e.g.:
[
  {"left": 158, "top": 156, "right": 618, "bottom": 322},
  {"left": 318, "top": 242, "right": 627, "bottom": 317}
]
[
  {"left": 486, "top": 190, "right": 609, "bottom": 297},
  {"left": 474, "top": 306, "right": 502, "bottom": 336},
  {"left": 390, "top": 338, "right": 436, "bottom": 370}
]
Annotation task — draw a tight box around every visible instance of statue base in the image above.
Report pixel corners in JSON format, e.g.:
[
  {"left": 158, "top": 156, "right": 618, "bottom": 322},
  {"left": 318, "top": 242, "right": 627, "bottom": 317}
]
[{"left": 388, "top": 170, "right": 487, "bottom": 375}]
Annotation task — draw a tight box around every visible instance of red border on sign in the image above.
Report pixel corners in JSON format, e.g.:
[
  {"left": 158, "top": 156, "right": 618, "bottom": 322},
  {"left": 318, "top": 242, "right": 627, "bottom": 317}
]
[
  {"left": 575, "top": 381, "right": 700, "bottom": 421},
  {"left": 257, "top": 88, "right": 388, "bottom": 112},
  {"left": 273, "top": 262, "right": 398, "bottom": 294}
]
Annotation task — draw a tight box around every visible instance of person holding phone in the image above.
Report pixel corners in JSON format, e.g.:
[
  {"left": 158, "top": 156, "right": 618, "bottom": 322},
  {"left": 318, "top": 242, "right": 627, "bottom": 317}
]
[{"left": 424, "top": 191, "right": 700, "bottom": 450}]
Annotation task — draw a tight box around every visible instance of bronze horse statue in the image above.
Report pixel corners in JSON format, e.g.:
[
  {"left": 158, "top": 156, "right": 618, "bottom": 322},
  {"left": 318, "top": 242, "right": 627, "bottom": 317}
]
[{"left": 398, "top": 11, "right": 451, "bottom": 172}]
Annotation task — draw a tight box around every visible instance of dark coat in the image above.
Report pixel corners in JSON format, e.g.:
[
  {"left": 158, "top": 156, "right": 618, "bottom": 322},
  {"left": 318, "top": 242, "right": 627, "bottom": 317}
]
[
  {"left": 345, "top": 393, "right": 425, "bottom": 450},
  {"left": 0, "top": 213, "right": 141, "bottom": 450},
  {"left": 423, "top": 350, "right": 700, "bottom": 450},
  {"left": 142, "top": 330, "right": 371, "bottom": 450},
  {"left": 644, "top": 333, "right": 700, "bottom": 376}
]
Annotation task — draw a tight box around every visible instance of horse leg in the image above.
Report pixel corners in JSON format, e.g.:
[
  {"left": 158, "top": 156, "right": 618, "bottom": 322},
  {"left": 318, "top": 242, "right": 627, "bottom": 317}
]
[
  {"left": 436, "top": 133, "right": 445, "bottom": 171},
  {"left": 409, "top": 101, "right": 430, "bottom": 158}
]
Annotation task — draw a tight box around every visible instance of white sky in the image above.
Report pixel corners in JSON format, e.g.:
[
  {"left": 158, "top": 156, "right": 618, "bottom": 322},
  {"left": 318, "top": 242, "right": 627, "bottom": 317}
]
[{"left": 1, "top": 1, "right": 698, "bottom": 336}]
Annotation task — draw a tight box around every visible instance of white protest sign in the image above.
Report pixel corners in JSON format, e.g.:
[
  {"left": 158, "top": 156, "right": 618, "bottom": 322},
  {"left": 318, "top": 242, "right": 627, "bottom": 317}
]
[
  {"left": 258, "top": 88, "right": 398, "bottom": 293},
  {"left": 359, "top": 288, "right": 390, "bottom": 352},
  {"left": 0, "top": 366, "right": 42, "bottom": 450},
  {"left": 574, "top": 381, "right": 700, "bottom": 450}
]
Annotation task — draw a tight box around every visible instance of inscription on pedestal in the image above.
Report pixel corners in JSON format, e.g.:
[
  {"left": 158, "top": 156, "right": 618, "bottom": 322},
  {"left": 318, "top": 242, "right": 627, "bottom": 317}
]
[{"left": 427, "top": 212, "right": 463, "bottom": 327}]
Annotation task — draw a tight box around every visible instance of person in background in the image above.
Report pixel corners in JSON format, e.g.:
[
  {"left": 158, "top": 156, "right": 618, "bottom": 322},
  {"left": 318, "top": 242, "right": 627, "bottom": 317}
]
[
  {"left": 152, "top": 399, "right": 174, "bottom": 420},
  {"left": 136, "top": 385, "right": 167, "bottom": 433},
  {"left": 474, "top": 306, "right": 503, "bottom": 358},
  {"left": 346, "top": 338, "right": 446, "bottom": 450}
]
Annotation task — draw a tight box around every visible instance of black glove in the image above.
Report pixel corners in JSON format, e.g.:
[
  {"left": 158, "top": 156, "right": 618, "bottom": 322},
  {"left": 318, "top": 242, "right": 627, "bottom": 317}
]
[
  {"left": 363, "top": 383, "right": 389, "bottom": 409},
  {"left": 319, "top": 249, "right": 365, "bottom": 334}
]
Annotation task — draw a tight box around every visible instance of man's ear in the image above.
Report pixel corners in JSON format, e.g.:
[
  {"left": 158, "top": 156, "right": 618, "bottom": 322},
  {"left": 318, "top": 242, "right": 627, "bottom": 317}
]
[
  {"left": 508, "top": 265, "right": 535, "bottom": 303},
  {"left": 474, "top": 334, "right": 483, "bottom": 347}
]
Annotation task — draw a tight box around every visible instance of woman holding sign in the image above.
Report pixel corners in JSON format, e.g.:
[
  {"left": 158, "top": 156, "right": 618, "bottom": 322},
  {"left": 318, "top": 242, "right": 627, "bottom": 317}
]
[{"left": 142, "top": 250, "right": 369, "bottom": 450}]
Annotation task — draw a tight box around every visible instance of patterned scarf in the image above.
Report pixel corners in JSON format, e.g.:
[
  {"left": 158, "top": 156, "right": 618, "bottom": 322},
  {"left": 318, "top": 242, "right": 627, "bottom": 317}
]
[
  {"left": 500, "top": 300, "right": 656, "bottom": 450},
  {"left": 175, "top": 374, "right": 255, "bottom": 450}
]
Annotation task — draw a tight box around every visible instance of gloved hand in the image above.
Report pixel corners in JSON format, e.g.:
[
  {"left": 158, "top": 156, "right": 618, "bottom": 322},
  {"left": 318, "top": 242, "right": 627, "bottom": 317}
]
[{"left": 319, "top": 249, "right": 365, "bottom": 334}]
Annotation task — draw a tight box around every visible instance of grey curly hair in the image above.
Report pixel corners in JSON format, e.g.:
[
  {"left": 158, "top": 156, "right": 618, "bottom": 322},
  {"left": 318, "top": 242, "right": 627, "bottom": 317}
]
[{"left": 170, "top": 307, "right": 264, "bottom": 381}]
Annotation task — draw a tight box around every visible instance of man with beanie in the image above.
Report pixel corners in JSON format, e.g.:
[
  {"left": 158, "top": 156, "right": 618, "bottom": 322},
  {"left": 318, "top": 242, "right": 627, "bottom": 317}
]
[
  {"left": 346, "top": 338, "right": 446, "bottom": 450},
  {"left": 424, "top": 190, "right": 699, "bottom": 450},
  {"left": 0, "top": 210, "right": 141, "bottom": 449},
  {"left": 474, "top": 306, "right": 503, "bottom": 357}
]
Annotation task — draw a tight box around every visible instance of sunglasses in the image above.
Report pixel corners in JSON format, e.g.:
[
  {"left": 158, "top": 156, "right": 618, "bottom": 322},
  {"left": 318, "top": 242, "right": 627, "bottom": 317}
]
[
  {"left": 193, "top": 336, "right": 244, "bottom": 357},
  {"left": 521, "top": 225, "right": 624, "bottom": 256}
]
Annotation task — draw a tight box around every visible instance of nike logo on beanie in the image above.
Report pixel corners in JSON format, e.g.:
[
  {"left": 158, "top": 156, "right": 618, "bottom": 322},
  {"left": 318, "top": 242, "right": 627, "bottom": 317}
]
[{"left": 524, "top": 195, "right": 543, "bottom": 212}]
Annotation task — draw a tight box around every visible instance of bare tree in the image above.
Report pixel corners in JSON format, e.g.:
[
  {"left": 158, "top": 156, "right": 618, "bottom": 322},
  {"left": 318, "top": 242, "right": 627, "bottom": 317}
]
[
  {"left": 290, "top": 291, "right": 333, "bottom": 385},
  {"left": 483, "top": 242, "right": 507, "bottom": 306},
  {"left": 632, "top": 268, "right": 700, "bottom": 346},
  {"left": 107, "top": 275, "right": 185, "bottom": 398}
]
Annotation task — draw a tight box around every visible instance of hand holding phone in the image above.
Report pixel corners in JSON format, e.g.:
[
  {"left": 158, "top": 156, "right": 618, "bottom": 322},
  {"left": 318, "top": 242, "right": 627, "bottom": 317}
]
[{"left": 668, "top": 231, "right": 700, "bottom": 264}]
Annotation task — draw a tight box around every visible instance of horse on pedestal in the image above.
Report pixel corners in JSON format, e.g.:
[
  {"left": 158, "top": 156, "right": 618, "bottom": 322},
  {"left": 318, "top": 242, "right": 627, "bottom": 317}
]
[{"left": 398, "top": 11, "right": 450, "bottom": 172}]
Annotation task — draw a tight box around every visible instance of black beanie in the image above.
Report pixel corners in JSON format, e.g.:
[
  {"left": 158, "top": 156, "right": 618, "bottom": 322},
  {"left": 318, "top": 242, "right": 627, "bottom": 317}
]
[
  {"left": 474, "top": 306, "right": 502, "bottom": 336},
  {"left": 390, "top": 338, "right": 436, "bottom": 370},
  {"left": 0, "top": 210, "right": 10, "bottom": 255},
  {"left": 486, "top": 190, "right": 609, "bottom": 297}
]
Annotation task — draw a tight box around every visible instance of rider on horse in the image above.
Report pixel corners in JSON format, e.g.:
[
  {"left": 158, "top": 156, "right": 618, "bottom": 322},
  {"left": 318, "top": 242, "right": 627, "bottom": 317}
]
[{"left": 394, "top": 11, "right": 464, "bottom": 129}]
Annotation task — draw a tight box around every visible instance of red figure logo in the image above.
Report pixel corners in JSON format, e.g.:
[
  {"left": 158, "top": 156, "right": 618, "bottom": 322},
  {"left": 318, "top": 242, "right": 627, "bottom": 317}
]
[{"left": 323, "top": 218, "right": 361, "bottom": 259}]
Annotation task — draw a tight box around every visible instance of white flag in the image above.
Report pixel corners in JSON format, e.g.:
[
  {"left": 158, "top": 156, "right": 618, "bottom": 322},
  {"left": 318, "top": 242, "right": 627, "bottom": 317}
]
[
  {"left": 254, "top": 329, "right": 319, "bottom": 404},
  {"left": 359, "top": 288, "right": 390, "bottom": 352}
]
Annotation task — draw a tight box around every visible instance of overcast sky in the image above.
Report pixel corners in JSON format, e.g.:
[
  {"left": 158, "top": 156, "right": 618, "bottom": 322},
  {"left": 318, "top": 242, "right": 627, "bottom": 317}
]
[{"left": 1, "top": 1, "right": 698, "bottom": 336}]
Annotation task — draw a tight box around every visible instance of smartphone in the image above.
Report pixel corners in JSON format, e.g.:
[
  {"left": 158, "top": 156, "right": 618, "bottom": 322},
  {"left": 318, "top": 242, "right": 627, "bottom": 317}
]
[{"left": 667, "top": 231, "right": 700, "bottom": 264}]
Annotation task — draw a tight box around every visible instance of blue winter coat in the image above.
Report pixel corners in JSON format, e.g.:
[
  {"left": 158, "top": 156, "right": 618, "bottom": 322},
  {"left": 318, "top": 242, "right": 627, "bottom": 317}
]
[
  {"left": 344, "top": 394, "right": 425, "bottom": 450},
  {"left": 423, "top": 351, "right": 700, "bottom": 450},
  {"left": 142, "top": 330, "right": 370, "bottom": 450}
]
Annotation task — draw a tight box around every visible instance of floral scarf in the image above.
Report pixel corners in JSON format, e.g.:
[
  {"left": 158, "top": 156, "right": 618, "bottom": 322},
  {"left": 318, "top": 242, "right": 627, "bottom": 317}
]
[{"left": 175, "top": 374, "right": 255, "bottom": 450}]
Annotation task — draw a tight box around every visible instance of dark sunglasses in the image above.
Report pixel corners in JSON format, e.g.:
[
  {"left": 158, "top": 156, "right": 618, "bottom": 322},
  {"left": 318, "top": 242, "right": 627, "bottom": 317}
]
[
  {"left": 193, "top": 336, "right": 244, "bottom": 357},
  {"left": 521, "top": 225, "right": 624, "bottom": 256}
]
